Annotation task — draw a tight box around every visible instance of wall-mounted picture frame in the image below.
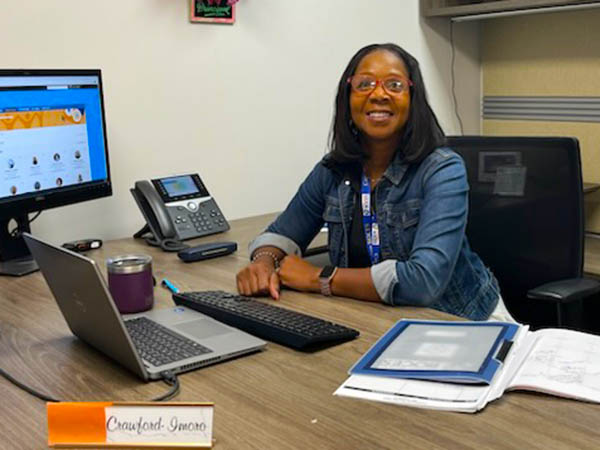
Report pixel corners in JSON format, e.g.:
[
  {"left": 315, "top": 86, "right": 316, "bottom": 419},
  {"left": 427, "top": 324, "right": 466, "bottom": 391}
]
[{"left": 190, "top": 0, "right": 236, "bottom": 24}]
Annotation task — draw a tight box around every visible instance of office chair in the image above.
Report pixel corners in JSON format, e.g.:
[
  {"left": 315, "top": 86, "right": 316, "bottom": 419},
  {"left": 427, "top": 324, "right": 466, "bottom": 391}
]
[
  {"left": 303, "top": 244, "right": 331, "bottom": 267},
  {"left": 448, "top": 136, "right": 600, "bottom": 330}
]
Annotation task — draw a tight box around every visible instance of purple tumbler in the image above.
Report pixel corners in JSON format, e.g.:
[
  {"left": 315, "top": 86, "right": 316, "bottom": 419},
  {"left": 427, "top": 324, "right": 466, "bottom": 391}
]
[{"left": 106, "top": 254, "right": 154, "bottom": 314}]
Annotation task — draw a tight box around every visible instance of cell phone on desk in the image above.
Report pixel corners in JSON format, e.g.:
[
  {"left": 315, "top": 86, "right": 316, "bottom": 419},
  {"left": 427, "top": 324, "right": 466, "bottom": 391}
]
[{"left": 130, "top": 174, "right": 230, "bottom": 250}]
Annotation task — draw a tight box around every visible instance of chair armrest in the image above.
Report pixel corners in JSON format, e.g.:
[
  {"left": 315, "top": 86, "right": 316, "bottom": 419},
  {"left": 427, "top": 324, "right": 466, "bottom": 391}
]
[
  {"left": 527, "top": 277, "right": 600, "bottom": 304},
  {"left": 303, "top": 245, "right": 330, "bottom": 267},
  {"left": 303, "top": 245, "right": 329, "bottom": 257}
]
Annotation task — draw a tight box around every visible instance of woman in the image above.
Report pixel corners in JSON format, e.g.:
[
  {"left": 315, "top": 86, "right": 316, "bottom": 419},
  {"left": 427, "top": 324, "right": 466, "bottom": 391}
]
[{"left": 237, "top": 43, "right": 513, "bottom": 321}]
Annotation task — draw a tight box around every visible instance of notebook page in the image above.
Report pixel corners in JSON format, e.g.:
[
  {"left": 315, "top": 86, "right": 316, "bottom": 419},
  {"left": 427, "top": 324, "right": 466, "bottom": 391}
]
[{"left": 508, "top": 328, "right": 600, "bottom": 403}]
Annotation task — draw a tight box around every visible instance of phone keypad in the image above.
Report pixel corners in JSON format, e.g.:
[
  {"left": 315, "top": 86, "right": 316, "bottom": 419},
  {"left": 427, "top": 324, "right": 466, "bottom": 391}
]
[{"left": 169, "top": 199, "right": 229, "bottom": 240}]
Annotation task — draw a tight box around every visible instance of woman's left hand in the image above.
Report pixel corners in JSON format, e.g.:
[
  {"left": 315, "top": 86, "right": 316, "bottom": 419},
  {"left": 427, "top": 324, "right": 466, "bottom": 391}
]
[{"left": 278, "top": 255, "right": 321, "bottom": 293}]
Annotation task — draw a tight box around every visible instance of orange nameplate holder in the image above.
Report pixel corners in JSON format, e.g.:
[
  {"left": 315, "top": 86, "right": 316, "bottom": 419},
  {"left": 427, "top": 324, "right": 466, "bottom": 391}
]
[{"left": 47, "top": 402, "right": 214, "bottom": 448}]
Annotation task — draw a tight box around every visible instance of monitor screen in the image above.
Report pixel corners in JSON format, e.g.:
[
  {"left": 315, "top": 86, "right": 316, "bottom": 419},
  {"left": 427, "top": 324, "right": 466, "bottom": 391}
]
[
  {"left": 0, "top": 70, "right": 111, "bottom": 218},
  {"left": 0, "top": 70, "right": 112, "bottom": 276}
]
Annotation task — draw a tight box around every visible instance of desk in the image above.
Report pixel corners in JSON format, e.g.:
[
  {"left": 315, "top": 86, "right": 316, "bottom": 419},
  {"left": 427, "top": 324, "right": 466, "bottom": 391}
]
[{"left": 1, "top": 215, "right": 599, "bottom": 449}]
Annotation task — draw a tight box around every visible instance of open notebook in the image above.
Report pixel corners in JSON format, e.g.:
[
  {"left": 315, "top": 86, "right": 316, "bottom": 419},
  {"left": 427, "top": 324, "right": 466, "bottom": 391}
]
[{"left": 335, "top": 322, "right": 600, "bottom": 413}]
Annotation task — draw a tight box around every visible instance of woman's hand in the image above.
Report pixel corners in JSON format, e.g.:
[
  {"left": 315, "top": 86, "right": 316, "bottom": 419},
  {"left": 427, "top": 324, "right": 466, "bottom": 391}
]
[
  {"left": 236, "top": 260, "right": 281, "bottom": 300},
  {"left": 278, "top": 255, "right": 321, "bottom": 293}
]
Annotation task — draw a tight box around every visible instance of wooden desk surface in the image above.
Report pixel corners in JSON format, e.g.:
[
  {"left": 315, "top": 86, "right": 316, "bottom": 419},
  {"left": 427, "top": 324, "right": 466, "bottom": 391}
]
[{"left": 1, "top": 215, "right": 600, "bottom": 449}]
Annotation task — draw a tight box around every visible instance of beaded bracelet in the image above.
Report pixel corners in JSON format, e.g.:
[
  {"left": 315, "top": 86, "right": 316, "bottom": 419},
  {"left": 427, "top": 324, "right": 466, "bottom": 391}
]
[{"left": 251, "top": 250, "right": 280, "bottom": 269}]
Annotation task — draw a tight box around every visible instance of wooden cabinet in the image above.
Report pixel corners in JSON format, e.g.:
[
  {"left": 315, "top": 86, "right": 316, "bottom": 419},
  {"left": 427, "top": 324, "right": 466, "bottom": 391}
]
[{"left": 422, "top": 0, "right": 600, "bottom": 18}]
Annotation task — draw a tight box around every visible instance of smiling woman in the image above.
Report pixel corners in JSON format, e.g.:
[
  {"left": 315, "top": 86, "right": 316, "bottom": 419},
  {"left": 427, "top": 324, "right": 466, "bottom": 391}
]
[
  {"left": 348, "top": 50, "right": 412, "bottom": 180},
  {"left": 236, "top": 43, "right": 512, "bottom": 322}
]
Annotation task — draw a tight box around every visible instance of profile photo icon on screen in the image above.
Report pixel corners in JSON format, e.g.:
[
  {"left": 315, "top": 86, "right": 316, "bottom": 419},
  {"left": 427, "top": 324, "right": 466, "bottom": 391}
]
[
  {"left": 34, "top": 181, "right": 41, "bottom": 190},
  {"left": 56, "top": 177, "right": 63, "bottom": 187},
  {"left": 70, "top": 108, "right": 82, "bottom": 123},
  {"left": 10, "top": 186, "right": 17, "bottom": 195},
  {"left": 75, "top": 150, "right": 81, "bottom": 160},
  {"left": 7, "top": 159, "right": 15, "bottom": 169},
  {"left": 32, "top": 156, "right": 38, "bottom": 165},
  {"left": 77, "top": 174, "right": 83, "bottom": 183},
  {"left": 53, "top": 153, "right": 61, "bottom": 162}
]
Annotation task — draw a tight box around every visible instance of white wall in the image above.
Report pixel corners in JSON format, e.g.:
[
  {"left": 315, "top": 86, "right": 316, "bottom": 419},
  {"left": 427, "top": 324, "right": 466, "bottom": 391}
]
[{"left": 1, "top": 0, "right": 480, "bottom": 243}]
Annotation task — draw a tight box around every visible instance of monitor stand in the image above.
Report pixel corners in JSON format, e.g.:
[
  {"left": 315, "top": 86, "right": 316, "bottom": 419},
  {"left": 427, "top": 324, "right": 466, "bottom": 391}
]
[{"left": 0, "top": 216, "right": 39, "bottom": 277}]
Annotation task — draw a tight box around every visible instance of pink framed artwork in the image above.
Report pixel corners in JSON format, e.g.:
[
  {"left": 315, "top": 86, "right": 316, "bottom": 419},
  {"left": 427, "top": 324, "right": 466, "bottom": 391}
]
[{"left": 190, "top": 0, "right": 236, "bottom": 24}]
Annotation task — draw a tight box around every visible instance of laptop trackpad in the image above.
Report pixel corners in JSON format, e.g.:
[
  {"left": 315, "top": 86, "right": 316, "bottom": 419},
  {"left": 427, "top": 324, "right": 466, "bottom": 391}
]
[{"left": 174, "top": 319, "right": 232, "bottom": 340}]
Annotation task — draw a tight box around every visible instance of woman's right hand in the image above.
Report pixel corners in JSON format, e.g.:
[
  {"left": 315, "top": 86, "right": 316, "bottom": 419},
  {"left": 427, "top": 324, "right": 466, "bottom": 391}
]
[{"left": 236, "top": 260, "right": 281, "bottom": 300}]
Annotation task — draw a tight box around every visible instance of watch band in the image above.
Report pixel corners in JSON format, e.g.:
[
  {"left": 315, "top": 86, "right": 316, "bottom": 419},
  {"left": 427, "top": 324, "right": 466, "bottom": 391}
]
[{"left": 319, "top": 266, "right": 338, "bottom": 296}]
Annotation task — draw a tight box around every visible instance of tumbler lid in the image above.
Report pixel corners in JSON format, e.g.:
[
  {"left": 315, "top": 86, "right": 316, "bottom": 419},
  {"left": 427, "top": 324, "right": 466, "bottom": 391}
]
[{"left": 106, "top": 254, "right": 152, "bottom": 274}]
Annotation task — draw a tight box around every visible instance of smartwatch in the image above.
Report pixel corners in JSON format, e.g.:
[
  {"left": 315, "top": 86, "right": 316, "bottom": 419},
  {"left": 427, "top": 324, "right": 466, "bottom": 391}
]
[{"left": 319, "top": 265, "right": 338, "bottom": 296}]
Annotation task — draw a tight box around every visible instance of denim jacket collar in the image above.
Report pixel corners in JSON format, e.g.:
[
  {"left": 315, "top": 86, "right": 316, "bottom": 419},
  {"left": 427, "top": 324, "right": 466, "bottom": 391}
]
[
  {"left": 382, "top": 150, "right": 409, "bottom": 186},
  {"left": 323, "top": 150, "right": 410, "bottom": 188}
]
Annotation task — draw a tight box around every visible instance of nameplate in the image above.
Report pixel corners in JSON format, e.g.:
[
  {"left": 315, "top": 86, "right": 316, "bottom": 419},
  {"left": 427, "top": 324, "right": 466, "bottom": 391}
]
[
  {"left": 47, "top": 402, "right": 214, "bottom": 448},
  {"left": 190, "top": 0, "right": 236, "bottom": 24}
]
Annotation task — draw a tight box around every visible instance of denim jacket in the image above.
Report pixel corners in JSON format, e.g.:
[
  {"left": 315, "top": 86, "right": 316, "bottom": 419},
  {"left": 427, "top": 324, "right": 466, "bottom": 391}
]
[{"left": 249, "top": 148, "right": 500, "bottom": 320}]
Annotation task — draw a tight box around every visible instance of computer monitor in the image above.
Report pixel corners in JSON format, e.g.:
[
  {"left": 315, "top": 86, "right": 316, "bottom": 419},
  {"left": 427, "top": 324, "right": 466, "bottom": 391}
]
[{"left": 0, "top": 70, "right": 111, "bottom": 276}]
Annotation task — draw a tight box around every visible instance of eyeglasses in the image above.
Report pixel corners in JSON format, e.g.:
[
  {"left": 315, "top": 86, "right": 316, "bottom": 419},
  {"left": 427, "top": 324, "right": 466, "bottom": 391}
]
[{"left": 347, "top": 75, "right": 413, "bottom": 95}]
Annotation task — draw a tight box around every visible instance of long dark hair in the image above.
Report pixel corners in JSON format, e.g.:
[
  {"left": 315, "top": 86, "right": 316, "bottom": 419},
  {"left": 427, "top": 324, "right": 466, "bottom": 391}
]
[{"left": 328, "top": 43, "right": 445, "bottom": 164}]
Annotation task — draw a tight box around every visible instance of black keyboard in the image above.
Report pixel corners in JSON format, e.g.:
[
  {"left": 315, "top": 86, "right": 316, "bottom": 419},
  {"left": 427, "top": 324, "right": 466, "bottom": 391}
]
[
  {"left": 124, "top": 317, "right": 212, "bottom": 367},
  {"left": 173, "top": 290, "right": 360, "bottom": 350}
]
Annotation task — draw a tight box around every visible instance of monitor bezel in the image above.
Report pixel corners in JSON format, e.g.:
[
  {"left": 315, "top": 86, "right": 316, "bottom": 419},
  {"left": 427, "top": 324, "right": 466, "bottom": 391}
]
[{"left": 0, "top": 68, "right": 112, "bottom": 220}]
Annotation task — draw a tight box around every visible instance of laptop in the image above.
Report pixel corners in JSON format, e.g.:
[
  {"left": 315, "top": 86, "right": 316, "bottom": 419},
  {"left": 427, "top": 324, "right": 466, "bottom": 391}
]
[{"left": 23, "top": 233, "right": 266, "bottom": 381}]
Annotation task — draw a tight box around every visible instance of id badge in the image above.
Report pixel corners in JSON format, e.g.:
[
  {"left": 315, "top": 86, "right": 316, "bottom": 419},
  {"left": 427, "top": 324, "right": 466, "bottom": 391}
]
[
  {"left": 361, "top": 192, "right": 370, "bottom": 216},
  {"left": 372, "top": 223, "right": 380, "bottom": 246}
]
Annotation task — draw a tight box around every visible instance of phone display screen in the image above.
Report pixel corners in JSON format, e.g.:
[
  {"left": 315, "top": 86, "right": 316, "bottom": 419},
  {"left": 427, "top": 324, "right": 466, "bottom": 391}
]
[{"left": 155, "top": 174, "right": 209, "bottom": 201}]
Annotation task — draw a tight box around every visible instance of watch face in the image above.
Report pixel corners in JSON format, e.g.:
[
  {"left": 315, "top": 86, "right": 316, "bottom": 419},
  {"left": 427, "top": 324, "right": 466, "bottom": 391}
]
[{"left": 320, "top": 265, "right": 336, "bottom": 279}]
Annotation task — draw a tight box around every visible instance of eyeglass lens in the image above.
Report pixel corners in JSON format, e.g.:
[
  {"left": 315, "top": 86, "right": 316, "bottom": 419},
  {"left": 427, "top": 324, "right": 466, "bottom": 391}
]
[{"left": 351, "top": 76, "right": 409, "bottom": 94}]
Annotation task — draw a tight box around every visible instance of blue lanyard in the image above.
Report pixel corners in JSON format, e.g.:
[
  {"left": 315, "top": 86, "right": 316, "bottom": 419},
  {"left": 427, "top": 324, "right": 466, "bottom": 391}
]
[{"left": 361, "top": 173, "right": 380, "bottom": 265}]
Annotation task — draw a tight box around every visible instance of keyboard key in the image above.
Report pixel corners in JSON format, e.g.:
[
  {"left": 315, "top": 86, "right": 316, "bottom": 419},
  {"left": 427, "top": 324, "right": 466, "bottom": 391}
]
[{"left": 124, "top": 317, "right": 212, "bottom": 366}]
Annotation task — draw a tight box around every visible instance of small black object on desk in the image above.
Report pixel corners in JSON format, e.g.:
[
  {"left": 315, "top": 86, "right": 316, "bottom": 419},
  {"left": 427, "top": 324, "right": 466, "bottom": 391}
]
[
  {"left": 62, "top": 238, "right": 103, "bottom": 253},
  {"left": 177, "top": 241, "right": 237, "bottom": 262}
]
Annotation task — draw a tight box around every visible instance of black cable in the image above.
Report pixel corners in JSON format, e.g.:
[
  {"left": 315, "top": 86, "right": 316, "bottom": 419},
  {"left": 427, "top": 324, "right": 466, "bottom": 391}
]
[
  {"left": 0, "top": 366, "right": 60, "bottom": 402},
  {"left": 29, "top": 210, "right": 42, "bottom": 223},
  {"left": 1, "top": 330, "right": 179, "bottom": 403},
  {"left": 9, "top": 210, "right": 42, "bottom": 237},
  {"left": 1, "top": 366, "right": 179, "bottom": 402},
  {"left": 142, "top": 235, "right": 188, "bottom": 253},
  {"left": 449, "top": 19, "right": 465, "bottom": 135},
  {"left": 152, "top": 372, "right": 180, "bottom": 401}
]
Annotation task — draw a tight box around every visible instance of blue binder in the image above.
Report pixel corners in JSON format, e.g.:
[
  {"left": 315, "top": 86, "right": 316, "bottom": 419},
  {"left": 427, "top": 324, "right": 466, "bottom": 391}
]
[{"left": 350, "top": 319, "right": 520, "bottom": 384}]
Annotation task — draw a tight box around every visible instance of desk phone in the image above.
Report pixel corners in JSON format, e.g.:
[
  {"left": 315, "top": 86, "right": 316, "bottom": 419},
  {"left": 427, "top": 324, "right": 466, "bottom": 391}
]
[{"left": 131, "top": 174, "right": 230, "bottom": 249}]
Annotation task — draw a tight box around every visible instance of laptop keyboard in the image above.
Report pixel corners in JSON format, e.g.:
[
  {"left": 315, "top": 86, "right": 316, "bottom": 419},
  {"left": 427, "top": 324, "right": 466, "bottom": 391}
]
[
  {"left": 173, "top": 290, "right": 360, "bottom": 350},
  {"left": 124, "top": 317, "right": 212, "bottom": 367}
]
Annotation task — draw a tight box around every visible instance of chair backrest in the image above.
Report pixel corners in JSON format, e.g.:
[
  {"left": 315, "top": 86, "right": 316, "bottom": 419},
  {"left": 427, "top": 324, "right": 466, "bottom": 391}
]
[{"left": 447, "top": 136, "right": 584, "bottom": 325}]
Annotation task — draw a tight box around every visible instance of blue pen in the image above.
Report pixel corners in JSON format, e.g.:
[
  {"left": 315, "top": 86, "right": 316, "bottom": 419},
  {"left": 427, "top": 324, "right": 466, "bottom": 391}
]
[{"left": 161, "top": 278, "right": 180, "bottom": 294}]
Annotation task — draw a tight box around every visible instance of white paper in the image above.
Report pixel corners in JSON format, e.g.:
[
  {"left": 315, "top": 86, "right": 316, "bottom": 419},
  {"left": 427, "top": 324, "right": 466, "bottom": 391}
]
[
  {"left": 334, "top": 374, "right": 491, "bottom": 413},
  {"left": 508, "top": 329, "right": 600, "bottom": 403},
  {"left": 486, "top": 325, "right": 533, "bottom": 403}
]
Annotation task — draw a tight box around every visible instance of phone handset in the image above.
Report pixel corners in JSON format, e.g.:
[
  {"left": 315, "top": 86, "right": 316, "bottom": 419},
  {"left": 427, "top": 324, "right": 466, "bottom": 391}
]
[
  {"left": 131, "top": 181, "right": 188, "bottom": 252},
  {"left": 134, "top": 181, "right": 175, "bottom": 238}
]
